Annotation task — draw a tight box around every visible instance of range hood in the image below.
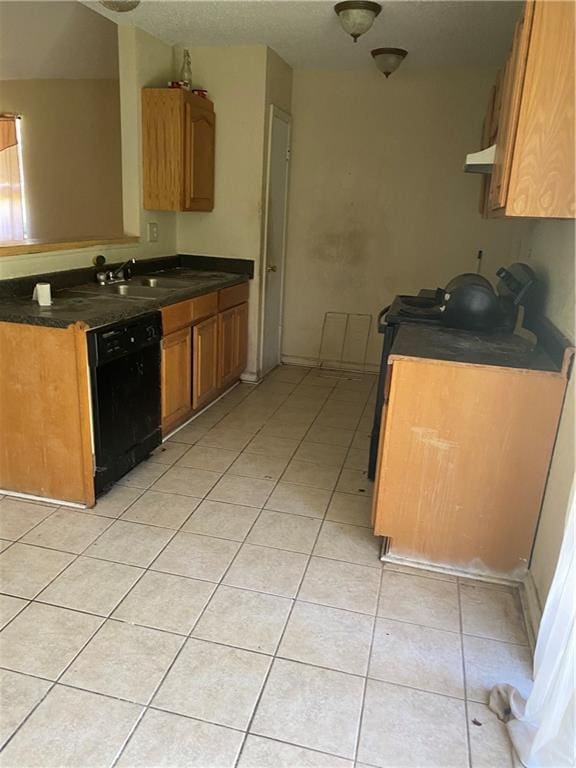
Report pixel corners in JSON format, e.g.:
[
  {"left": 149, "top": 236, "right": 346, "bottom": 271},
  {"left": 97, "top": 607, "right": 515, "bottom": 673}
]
[{"left": 463, "top": 144, "right": 496, "bottom": 174}]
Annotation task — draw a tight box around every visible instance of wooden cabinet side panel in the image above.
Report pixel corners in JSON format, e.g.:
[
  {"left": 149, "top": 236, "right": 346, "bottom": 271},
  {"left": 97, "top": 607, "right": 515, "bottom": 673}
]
[
  {"left": 373, "top": 359, "right": 566, "bottom": 575},
  {"left": 193, "top": 316, "right": 219, "bottom": 409},
  {"left": 507, "top": 0, "right": 575, "bottom": 217},
  {"left": 161, "top": 328, "right": 192, "bottom": 432},
  {"left": 142, "top": 89, "right": 183, "bottom": 211},
  {"left": 0, "top": 323, "right": 93, "bottom": 504}
]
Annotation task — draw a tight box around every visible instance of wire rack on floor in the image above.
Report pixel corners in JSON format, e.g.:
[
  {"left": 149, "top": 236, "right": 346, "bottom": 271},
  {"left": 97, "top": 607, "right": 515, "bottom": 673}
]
[{"left": 316, "top": 311, "right": 373, "bottom": 374}]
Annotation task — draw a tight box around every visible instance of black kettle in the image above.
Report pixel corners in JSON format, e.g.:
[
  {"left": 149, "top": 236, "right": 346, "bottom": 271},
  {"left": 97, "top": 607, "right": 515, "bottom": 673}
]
[{"left": 440, "top": 274, "right": 502, "bottom": 331}]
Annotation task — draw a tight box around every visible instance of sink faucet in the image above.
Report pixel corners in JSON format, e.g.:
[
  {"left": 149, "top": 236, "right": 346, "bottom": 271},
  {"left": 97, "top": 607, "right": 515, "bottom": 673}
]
[{"left": 96, "top": 258, "right": 136, "bottom": 285}]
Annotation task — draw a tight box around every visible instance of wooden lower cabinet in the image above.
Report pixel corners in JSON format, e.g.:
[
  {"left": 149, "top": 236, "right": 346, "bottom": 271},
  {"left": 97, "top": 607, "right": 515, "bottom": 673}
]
[
  {"left": 161, "top": 327, "right": 192, "bottom": 433},
  {"left": 372, "top": 356, "right": 568, "bottom": 577},
  {"left": 160, "top": 289, "right": 249, "bottom": 433},
  {"left": 0, "top": 322, "right": 94, "bottom": 506},
  {"left": 193, "top": 315, "right": 219, "bottom": 410},
  {"left": 218, "top": 302, "right": 248, "bottom": 389}
]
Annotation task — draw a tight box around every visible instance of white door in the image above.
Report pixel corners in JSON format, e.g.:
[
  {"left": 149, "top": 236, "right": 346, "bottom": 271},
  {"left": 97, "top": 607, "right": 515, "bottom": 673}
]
[{"left": 261, "top": 106, "right": 291, "bottom": 376}]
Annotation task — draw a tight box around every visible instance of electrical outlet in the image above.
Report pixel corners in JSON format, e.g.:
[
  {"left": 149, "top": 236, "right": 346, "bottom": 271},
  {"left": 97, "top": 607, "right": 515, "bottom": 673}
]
[{"left": 148, "top": 222, "right": 159, "bottom": 243}]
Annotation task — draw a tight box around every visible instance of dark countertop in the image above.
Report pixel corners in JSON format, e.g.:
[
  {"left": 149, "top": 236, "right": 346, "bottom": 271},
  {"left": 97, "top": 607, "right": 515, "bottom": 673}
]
[
  {"left": 0, "top": 269, "right": 248, "bottom": 330},
  {"left": 390, "top": 324, "right": 560, "bottom": 373}
]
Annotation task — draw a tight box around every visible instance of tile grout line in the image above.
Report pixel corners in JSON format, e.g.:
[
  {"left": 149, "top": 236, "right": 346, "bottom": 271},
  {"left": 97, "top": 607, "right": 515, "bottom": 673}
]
[
  {"left": 457, "top": 577, "right": 474, "bottom": 768},
  {"left": 353, "top": 567, "right": 383, "bottom": 765}
]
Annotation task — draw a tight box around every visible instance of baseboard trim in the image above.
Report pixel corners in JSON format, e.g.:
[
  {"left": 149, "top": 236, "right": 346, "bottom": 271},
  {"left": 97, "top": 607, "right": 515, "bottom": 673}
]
[
  {"left": 163, "top": 381, "right": 240, "bottom": 441},
  {"left": 0, "top": 489, "right": 85, "bottom": 509},
  {"left": 281, "top": 354, "right": 379, "bottom": 374},
  {"left": 520, "top": 571, "right": 542, "bottom": 650},
  {"left": 240, "top": 371, "right": 260, "bottom": 384}
]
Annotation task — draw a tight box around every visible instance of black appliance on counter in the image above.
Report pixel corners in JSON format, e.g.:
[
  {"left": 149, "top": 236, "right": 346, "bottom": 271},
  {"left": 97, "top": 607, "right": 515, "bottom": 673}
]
[
  {"left": 88, "top": 312, "right": 162, "bottom": 496},
  {"left": 367, "top": 263, "right": 539, "bottom": 479}
]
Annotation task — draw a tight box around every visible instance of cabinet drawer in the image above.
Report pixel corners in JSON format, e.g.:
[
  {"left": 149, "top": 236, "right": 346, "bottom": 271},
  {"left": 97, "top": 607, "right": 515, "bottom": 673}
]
[
  {"left": 161, "top": 300, "right": 193, "bottom": 335},
  {"left": 191, "top": 292, "right": 218, "bottom": 323},
  {"left": 218, "top": 282, "right": 249, "bottom": 312}
]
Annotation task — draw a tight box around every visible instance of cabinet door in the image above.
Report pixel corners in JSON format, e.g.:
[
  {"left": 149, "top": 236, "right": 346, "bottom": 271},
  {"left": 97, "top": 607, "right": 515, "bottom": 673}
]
[
  {"left": 184, "top": 99, "right": 215, "bottom": 212},
  {"left": 217, "top": 307, "right": 237, "bottom": 390},
  {"left": 489, "top": 2, "right": 535, "bottom": 211},
  {"left": 161, "top": 327, "right": 191, "bottom": 432},
  {"left": 193, "top": 315, "right": 219, "bottom": 410},
  {"left": 506, "top": 0, "right": 575, "bottom": 217}
]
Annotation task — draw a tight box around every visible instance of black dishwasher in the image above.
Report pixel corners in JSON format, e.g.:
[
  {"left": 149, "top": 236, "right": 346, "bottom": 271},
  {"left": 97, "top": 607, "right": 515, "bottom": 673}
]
[{"left": 87, "top": 312, "right": 162, "bottom": 496}]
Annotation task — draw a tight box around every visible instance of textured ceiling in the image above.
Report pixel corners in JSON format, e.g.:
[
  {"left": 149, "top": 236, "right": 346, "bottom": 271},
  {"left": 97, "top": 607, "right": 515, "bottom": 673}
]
[
  {"left": 88, "top": 0, "right": 522, "bottom": 71},
  {"left": 0, "top": 1, "right": 118, "bottom": 80}
]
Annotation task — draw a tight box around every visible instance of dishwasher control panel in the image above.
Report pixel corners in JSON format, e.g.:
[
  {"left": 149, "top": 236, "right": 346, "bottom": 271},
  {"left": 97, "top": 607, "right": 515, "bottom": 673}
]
[{"left": 88, "top": 312, "right": 162, "bottom": 366}]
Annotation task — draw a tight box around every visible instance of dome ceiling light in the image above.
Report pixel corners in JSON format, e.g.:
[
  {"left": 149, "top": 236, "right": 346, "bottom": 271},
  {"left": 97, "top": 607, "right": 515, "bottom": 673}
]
[
  {"left": 334, "top": 1, "right": 382, "bottom": 43},
  {"left": 100, "top": 1, "right": 141, "bottom": 12},
  {"left": 371, "top": 47, "right": 408, "bottom": 77}
]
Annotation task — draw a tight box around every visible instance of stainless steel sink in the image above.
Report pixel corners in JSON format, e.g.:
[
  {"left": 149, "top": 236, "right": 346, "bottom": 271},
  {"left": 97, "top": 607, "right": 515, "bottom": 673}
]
[
  {"left": 132, "top": 275, "right": 200, "bottom": 288},
  {"left": 74, "top": 283, "right": 167, "bottom": 299},
  {"left": 107, "top": 284, "right": 162, "bottom": 298}
]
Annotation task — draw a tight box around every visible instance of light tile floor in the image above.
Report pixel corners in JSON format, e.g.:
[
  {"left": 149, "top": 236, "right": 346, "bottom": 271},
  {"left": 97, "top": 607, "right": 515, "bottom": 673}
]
[{"left": 0, "top": 366, "right": 532, "bottom": 768}]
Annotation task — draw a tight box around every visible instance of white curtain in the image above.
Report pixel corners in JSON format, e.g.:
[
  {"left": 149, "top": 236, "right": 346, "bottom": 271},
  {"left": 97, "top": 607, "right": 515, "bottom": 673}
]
[{"left": 490, "top": 484, "right": 575, "bottom": 767}]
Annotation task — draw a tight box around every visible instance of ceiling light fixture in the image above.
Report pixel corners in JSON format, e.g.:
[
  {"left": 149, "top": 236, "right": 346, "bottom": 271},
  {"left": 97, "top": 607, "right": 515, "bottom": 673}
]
[
  {"left": 371, "top": 47, "right": 407, "bottom": 77},
  {"left": 334, "top": 1, "right": 382, "bottom": 43},
  {"left": 100, "top": 1, "right": 140, "bottom": 12}
]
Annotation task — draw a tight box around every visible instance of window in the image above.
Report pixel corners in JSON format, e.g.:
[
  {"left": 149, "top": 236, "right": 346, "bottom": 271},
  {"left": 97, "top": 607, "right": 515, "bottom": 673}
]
[{"left": 0, "top": 114, "right": 26, "bottom": 241}]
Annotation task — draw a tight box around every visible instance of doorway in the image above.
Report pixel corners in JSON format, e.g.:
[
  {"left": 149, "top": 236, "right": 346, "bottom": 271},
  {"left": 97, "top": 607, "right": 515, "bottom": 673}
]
[{"left": 260, "top": 105, "right": 291, "bottom": 376}]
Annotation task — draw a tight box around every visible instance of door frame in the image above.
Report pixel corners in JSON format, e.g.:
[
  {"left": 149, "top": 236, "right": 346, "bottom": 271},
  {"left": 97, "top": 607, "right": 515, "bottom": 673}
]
[{"left": 258, "top": 104, "right": 292, "bottom": 377}]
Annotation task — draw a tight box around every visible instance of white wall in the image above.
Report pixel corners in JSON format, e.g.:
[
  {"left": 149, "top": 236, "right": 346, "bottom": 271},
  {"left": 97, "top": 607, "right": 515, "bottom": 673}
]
[
  {"left": 523, "top": 220, "right": 575, "bottom": 606},
  {"left": 281, "top": 67, "right": 528, "bottom": 367}
]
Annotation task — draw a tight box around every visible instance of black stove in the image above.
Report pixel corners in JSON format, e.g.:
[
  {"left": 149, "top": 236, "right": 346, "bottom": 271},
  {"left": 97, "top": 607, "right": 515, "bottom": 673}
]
[{"left": 386, "top": 292, "right": 443, "bottom": 323}]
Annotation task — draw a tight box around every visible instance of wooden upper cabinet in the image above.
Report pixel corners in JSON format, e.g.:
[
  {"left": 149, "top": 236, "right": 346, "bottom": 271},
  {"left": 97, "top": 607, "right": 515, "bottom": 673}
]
[
  {"left": 142, "top": 89, "right": 215, "bottom": 212},
  {"left": 484, "top": 0, "right": 575, "bottom": 218}
]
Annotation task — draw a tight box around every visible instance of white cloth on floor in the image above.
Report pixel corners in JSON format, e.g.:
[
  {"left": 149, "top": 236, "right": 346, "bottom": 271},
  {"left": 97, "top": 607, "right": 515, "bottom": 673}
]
[{"left": 489, "top": 484, "right": 576, "bottom": 768}]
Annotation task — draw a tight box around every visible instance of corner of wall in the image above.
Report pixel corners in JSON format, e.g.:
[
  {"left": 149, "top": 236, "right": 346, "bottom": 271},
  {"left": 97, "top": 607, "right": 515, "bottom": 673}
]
[{"left": 525, "top": 219, "right": 575, "bottom": 607}]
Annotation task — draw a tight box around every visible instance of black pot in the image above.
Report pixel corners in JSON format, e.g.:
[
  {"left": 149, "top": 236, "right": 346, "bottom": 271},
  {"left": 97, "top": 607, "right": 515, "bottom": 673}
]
[{"left": 441, "top": 274, "right": 501, "bottom": 331}]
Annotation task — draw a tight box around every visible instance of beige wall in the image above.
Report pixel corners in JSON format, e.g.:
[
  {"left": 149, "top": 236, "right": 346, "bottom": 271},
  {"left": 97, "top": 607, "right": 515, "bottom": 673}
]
[
  {"left": 523, "top": 221, "right": 575, "bottom": 607},
  {"left": 176, "top": 44, "right": 292, "bottom": 377},
  {"left": 0, "top": 79, "right": 123, "bottom": 241},
  {"left": 176, "top": 46, "right": 267, "bottom": 263},
  {"left": 282, "top": 68, "right": 528, "bottom": 367},
  {"left": 0, "top": 26, "right": 177, "bottom": 280}
]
